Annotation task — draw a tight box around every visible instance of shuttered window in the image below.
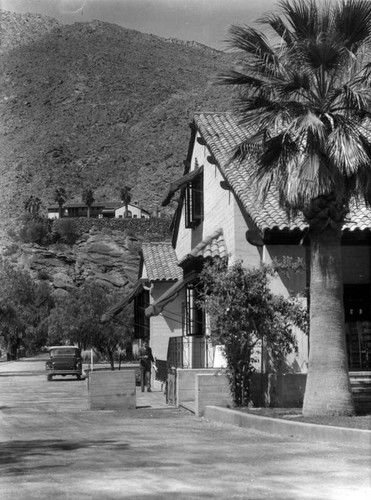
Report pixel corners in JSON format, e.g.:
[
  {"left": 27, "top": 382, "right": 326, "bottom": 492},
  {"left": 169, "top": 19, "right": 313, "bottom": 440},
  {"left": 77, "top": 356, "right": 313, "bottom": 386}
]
[
  {"left": 134, "top": 290, "right": 150, "bottom": 339},
  {"left": 185, "top": 172, "right": 203, "bottom": 228}
]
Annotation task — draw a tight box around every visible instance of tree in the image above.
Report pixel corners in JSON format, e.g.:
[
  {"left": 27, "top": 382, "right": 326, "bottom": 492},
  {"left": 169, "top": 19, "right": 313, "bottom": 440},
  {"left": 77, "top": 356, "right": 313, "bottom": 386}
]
[
  {"left": 82, "top": 188, "right": 95, "bottom": 218},
  {"left": 197, "top": 259, "right": 307, "bottom": 407},
  {"left": 24, "top": 195, "right": 42, "bottom": 219},
  {"left": 120, "top": 186, "right": 132, "bottom": 217},
  {"left": 218, "top": 0, "right": 371, "bottom": 415},
  {"left": 0, "top": 260, "right": 54, "bottom": 358},
  {"left": 47, "top": 283, "right": 133, "bottom": 369},
  {"left": 54, "top": 188, "right": 67, "bottom": 218}
]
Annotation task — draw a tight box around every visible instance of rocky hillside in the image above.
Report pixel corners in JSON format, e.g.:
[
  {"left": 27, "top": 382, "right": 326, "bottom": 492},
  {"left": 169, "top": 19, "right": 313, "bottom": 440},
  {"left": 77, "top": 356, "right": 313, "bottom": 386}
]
[
  {"left": 0, "top": 11, "right": 233, "bottom": 239},
  {"left": 5, "top": 226, "right": 141, "bottom": 299},
  {"left": 0, "top": 10, "right": 61, "bottom": 53}
]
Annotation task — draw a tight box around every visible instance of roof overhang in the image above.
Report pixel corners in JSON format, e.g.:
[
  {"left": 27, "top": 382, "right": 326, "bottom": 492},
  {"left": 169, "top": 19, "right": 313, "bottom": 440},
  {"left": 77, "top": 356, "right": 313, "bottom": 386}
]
[
  {"left": 162, "top": 166, "right": 203, "bottom": 206},
  {"left": 101, "top": 279, "right": 150, "bottom": 323},
  {"left": 145, "top": 275, "right": 194, "bottom": 318}
]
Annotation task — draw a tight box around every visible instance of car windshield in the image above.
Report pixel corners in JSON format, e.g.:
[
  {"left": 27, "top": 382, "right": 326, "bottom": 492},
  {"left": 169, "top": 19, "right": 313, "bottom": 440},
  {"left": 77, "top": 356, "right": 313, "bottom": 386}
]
[{"left": 50, "top": 348, "right": 79, "bottom": 357}]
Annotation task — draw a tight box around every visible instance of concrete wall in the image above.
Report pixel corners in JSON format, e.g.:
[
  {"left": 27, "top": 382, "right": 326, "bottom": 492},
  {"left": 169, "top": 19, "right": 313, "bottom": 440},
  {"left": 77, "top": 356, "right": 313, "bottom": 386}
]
[
  {"left": 181, "top": 370, "right": 306, "bottom": 412},
  {"left": 88, "top": 370, "right": 136, "bottom": 410},
  {"left": 176, "top": 368, "right": 221, "bottom": 405},
  {"left": 195, "top": 373, "right": 232, "bottom": 417}
]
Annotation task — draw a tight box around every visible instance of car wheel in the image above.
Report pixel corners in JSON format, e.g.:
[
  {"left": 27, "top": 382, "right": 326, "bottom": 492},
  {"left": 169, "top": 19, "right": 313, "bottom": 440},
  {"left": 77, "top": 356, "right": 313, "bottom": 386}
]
[{"left": 47, "top": 374, "right": 53, "bottom": 381}]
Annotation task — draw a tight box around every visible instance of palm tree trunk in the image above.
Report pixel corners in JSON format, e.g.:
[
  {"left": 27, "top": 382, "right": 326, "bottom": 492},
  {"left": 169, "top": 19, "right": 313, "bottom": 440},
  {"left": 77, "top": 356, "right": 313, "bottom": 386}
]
[{"left": 303, "top": 227, "right": 355, "bottom": 416}]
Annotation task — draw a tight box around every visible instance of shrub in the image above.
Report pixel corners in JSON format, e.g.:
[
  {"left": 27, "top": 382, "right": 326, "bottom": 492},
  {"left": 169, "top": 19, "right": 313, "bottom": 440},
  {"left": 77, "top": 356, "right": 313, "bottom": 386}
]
[
  {"left": 37, "top": 268, "right": 51, "bottom": 281},
  {"left": 19, "top": 220, "right": 51, "bottom": 245},
  {"left": 52, "top": 219, "right": 80, "bottom": 245}
]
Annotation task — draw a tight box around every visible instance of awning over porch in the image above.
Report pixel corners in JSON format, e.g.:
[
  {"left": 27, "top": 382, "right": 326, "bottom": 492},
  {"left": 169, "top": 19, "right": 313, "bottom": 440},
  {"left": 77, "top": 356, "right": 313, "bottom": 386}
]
[
  {"left": 145, "top": 276, "right": 193, "bottom": 317},
  {"left": 162, "top": 166, "right": 203, "bottom": 206},
  {"left": 100, "top": 279, "right": 150, "bottom": 323}
]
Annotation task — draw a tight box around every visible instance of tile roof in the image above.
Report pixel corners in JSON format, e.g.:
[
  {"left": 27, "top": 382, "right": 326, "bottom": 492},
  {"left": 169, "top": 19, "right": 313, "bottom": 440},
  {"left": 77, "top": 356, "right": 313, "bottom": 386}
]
[
  {"left": 179, "top": 229, "right": 228, "bottom": 264},
  {"left": 142, "top": 242, "right": 183, "bottom": 281},
  {"left": 194, "top": 112, "right": 371, "bottom": 233}
]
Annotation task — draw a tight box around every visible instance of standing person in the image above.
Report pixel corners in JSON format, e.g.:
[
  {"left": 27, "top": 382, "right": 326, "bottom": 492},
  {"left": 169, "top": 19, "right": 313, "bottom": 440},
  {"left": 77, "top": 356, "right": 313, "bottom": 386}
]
[{"left": 138, "top": 340, "right": 154, "bottom": 392}]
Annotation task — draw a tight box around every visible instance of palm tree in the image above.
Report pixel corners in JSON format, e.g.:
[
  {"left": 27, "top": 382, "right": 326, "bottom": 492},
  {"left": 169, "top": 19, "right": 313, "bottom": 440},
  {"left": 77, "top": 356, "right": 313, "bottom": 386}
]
[
  {"left": 218, "top": 0, "right": 371, "bottom": 416},
  {"left": 120, "top": 186, "right": 132, "bottom": 218},
  {"left": 82, "top": 188, "right": 95, "bottom": 218},
  {"left": 24, "top": 195, "right": 41, "bottom": 218},
  {"left": 54, "top": 188, "right": 67, "bottom": 218}
]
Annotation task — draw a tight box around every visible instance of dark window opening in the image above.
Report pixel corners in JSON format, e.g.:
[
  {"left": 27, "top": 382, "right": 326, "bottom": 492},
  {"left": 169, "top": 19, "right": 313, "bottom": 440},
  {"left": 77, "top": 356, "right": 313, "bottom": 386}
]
[
  {"left": 344, "top": 284, "right": 371, "bottom": 370},
  {"left": 185, "top": 284, "right": 204, "bottom": 336},
  {"left": 134, "top": 290, "right": 150, "bottom": 340},
  {"left": 185, "top": 172, "right": 203, "bottom": 228}
]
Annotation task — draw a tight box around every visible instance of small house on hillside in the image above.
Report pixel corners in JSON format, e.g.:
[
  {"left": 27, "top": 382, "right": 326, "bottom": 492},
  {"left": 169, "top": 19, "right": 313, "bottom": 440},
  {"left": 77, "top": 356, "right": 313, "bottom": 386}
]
[{"left": 47, "top": 201, "right": 150, "bottom": 219}]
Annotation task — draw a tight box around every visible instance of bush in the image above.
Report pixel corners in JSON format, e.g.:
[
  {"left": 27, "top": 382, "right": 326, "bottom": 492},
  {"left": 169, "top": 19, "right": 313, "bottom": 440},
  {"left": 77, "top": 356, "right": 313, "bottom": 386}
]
[
  {"left": 52, "top": 219, "right": 80, "bottom": 245},
  {"left": 19, "top": 220, "right": 51, "bottom": 245},
  {"left": 37, "top": 268, "right": 51, "bottom": 281}
]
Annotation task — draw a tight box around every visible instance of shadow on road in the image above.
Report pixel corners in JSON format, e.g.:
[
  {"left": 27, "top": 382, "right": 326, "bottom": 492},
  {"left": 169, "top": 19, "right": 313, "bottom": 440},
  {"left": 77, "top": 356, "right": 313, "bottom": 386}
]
[{"left": 0, "top": 438, "right": 130, "bottom": 474}]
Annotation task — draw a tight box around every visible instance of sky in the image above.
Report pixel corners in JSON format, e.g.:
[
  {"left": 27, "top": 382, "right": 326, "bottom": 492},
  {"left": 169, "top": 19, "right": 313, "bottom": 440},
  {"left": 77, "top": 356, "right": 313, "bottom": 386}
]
[{"left": 1, "top": 0, "right": 278, "bottom": 49}]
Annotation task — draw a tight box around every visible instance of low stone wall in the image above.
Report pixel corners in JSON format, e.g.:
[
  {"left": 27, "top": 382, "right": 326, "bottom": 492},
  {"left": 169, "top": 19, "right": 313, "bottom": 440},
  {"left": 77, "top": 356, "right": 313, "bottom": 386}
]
[
  {"left": 195, "top": 373, "right": 232, "bottom": 417},
  {"left": 87, "top": 370, "right": 136, "bottom": 410},
  {"left": 56, "top": 217, "right": 171, "bottom": 241}
]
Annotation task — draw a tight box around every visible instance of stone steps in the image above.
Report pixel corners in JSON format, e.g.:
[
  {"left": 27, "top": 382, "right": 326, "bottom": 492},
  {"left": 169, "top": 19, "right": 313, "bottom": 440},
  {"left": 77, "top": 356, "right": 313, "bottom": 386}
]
[{"left": 350, "top": 371, "right": 371, "bottom": 414}]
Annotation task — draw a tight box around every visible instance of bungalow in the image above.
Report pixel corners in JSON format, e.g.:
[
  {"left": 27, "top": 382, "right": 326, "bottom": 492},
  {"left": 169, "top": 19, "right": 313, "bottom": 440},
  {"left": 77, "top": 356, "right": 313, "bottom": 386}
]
[
  {"left": 47, "top": 201, "right": 151, "bottom": 219},
  {"left": 104, "top": 112, "right": 371, "bottom": 409}
]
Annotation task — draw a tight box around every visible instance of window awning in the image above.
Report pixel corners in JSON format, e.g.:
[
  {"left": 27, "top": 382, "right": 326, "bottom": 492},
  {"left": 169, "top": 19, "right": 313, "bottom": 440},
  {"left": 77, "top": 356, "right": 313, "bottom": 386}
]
[
  {"left": 162, "top": 166, "right": 203, "bottom": 206},
  {"left": 145, "top": 276, "right": 193, "bottom": 317},
  {"left": 100, "top": 279, "right": 150, "bottom": 323}
]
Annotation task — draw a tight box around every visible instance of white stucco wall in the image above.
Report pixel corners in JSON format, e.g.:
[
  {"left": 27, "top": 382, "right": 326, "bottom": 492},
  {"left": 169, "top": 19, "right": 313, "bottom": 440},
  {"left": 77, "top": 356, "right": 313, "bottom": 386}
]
[
  {"left": 115, "top": 204, "right": 150, "bottom": 218},
  {"left": 172, "top": 133, "right": 310, "bottom": 374},
  {"left": 149, "top": 282, "right": 184, "bottom": 363},
  {"left": 263, "top": 245, "right": 309, "bottom": 372},
  {"left": 175, "top": 133, "right": 261, "bottom": 268}
]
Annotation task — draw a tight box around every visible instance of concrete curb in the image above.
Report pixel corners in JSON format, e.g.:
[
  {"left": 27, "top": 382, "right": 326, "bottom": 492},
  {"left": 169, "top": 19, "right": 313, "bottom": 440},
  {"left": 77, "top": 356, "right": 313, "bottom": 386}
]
[{"left": 204, "top": 406, "right": 371, "bottom": 449}]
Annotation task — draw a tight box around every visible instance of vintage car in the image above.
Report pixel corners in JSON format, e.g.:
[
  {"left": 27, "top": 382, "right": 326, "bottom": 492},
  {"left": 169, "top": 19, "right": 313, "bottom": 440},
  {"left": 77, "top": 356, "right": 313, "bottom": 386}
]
[{"left": 46, "top": 346, "right": 83, "bottom": 381}]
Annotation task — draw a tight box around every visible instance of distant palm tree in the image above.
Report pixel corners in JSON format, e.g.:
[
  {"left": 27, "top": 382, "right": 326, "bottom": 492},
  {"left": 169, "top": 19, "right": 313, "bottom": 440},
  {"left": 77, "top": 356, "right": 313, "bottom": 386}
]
[
  {"left": 120, "top": 186, "right": 132, "bottom": 218},
  {"left": 82, "top": 188, "right": 95, "bottom": 218},
  {"left": 218, "top": 0, "right": 371, "bottom": 416},
  {"left": 24, "top": 195, "right": 41, "bottom": 218},
  {"left": 54, "top": 188, "right": 67, "bottom": 218}
]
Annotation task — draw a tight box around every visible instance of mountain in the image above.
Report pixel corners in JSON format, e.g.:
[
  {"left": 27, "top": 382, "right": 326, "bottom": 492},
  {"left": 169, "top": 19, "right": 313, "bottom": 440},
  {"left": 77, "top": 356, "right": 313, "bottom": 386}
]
[{"left": 0, "top": 11, "right": 233, "bottom": 239}]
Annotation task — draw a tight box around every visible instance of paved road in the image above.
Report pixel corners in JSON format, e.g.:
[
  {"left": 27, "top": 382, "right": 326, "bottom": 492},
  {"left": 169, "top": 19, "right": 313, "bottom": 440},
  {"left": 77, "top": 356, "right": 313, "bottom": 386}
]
[{"left": 0, "top": 357, "right": 370, "bottom": 500}]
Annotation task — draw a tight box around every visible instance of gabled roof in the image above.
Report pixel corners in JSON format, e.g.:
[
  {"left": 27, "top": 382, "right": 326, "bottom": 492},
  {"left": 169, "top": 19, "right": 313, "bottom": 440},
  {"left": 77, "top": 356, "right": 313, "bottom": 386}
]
[
  {"left": 179, "top": 228, "right": 228, "bottom": 265},
  {"left": 142, "top": 242, "right": 183, "bottom": 281},
  {"left": 194, "top": 112, "right": 371, "bottom": 233}
]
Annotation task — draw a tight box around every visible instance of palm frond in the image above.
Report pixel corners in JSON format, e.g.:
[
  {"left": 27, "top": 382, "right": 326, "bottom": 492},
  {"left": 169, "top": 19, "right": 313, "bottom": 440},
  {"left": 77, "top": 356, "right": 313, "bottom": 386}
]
[
  {"left": 215, "top": 70, "right": 267, "bottom": 90},
  {"left": 258, "top": 13, "right": 294, "bottom": 47},
  {"left": 227, "top": 25, "right": 275, "bottom": 60},
  {"left": 219, "top": 0, "right": 371, "bottom": 214},
  {"left": 333, "top": 0, "right": 371, "bottom": 51},
  {"left": 278, "top": 0, "right": 320, "bottom": 39},
  {"left": 327, "top": 126, "right": 371, "bottom": 174}
]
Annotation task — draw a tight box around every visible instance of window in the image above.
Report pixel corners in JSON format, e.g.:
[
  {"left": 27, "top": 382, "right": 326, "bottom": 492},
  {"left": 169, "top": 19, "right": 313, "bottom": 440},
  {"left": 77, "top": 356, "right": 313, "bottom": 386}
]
[
  {"left": 134, "top": 290, "right": 150, "bottom": 339},
  {"left": 185, "top": 171, "right": 203, "bottom": 228},
  {"left": 185, "top": 284, "right": 204, "bottom": 336}
]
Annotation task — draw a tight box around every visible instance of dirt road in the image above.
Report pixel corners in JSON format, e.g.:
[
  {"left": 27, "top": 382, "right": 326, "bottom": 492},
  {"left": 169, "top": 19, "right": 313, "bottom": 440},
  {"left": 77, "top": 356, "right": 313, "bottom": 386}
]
[{"left": 0, "top": 357, "right": 370, "bottom": 499}]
